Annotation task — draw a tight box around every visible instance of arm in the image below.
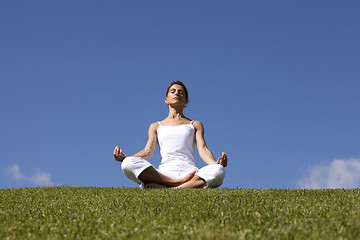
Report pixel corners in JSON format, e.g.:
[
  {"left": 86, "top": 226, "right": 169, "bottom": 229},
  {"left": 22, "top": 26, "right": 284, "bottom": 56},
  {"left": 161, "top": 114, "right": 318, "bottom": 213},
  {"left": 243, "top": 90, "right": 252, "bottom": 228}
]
[
  {"left": 113, "top": 122, "right": 158, "bottom": 161},
  {"left": 193, "top": 121, "right": 228, "bottom": 167},
  {"left": 131, "top": 122, "right": 159, "bottom": 160}
]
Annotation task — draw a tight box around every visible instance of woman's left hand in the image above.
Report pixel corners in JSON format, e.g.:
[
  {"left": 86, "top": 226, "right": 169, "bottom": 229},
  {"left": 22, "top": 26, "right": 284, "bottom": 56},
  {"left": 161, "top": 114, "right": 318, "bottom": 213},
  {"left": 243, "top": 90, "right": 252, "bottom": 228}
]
[{"left": 216, "top": 152, "right": 228, "bottom": 167}]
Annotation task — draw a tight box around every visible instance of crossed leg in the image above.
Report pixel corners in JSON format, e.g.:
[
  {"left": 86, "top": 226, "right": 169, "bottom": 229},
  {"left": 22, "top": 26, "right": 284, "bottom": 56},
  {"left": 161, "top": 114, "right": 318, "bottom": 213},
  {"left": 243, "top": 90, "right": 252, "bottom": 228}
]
[
  {"left": 121, "top": 157, "right": 215, "bottom": 189},
  {"left": 138, "top": 166, "right": 197, "bottom": 187},
  {"left": 173, "top": 175, "right": 206, "bottom": 189},
  {"left": 144, "top": 174, "right": 206, "bottom": 189}
]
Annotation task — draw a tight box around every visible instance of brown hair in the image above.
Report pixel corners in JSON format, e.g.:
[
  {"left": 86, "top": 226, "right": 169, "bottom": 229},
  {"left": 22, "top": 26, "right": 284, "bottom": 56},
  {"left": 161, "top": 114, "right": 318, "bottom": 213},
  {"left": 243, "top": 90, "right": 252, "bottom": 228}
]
[{"left": 166, "top": 80, "right": 189, "bottom": 102}]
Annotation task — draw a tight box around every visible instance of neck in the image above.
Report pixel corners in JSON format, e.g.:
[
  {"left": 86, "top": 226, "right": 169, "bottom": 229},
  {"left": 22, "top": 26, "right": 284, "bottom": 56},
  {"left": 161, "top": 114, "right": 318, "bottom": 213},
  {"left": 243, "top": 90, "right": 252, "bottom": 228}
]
[{"left": 167, "top": 106, "right": 184, "bottom": 119}]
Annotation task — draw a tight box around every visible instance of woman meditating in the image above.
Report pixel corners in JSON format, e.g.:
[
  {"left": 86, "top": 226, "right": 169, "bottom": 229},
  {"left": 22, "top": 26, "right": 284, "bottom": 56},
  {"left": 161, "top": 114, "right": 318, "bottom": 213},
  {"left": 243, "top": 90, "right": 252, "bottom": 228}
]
[{"left": 113, "top": 81, "right": 227, "bottom": 188}]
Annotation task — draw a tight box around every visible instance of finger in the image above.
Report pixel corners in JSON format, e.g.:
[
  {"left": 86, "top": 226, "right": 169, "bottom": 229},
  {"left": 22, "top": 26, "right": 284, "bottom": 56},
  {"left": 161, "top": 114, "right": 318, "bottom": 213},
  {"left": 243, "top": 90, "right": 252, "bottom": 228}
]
[
  {"left": 114, "top": 146, "right": 119, "bottom": 154},
  {"left": 219, "top": 154, "right": 227, "bottom": 167},
  {"left": 223, "top": 158, "right": 227, "bottom": 167}
]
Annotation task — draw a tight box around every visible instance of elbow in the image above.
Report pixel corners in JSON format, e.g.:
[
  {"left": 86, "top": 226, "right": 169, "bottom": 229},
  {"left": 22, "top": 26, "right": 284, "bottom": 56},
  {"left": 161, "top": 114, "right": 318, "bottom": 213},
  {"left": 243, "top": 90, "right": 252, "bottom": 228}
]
[
  {"left": 199, "top": 146, "right": 211, "bottom": 156},
  {"left": 144, "top": 148, "right": 154, "bottom": 158}
]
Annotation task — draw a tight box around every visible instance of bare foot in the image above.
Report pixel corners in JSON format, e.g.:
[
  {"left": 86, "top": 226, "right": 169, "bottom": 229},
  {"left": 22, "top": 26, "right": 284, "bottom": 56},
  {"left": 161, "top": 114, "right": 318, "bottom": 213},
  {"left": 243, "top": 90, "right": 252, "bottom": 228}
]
[
  {"left": 140, "top": 169, "right": 197, "bottom": 188},
  {"left": 176, "top": 170, "right": 198, "bottom": 185},
  {"left": 172, "top": 175, "right": 206, "bottom": 189}
]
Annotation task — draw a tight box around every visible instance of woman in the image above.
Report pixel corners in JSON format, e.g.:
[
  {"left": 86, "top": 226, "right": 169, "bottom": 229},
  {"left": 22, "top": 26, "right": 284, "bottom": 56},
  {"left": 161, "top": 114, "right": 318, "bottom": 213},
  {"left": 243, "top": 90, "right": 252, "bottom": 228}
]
[{"left": 113, "top": 81, "right": 227, "bottom": 188}]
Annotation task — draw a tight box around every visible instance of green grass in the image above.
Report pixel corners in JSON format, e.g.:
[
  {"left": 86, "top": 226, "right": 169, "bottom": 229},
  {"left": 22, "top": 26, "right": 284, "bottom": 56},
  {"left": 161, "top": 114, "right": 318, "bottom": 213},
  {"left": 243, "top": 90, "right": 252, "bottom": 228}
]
[{"left": 1, "top": 187, "right": 359, "bottom": 239}]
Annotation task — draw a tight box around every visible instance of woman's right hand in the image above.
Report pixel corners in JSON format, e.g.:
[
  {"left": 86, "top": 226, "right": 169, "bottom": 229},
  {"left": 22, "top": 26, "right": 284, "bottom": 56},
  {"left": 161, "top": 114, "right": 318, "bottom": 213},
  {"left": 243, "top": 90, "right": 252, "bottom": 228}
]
[{"left": 113, "top": 146, "right": 127, "bottom": 162}]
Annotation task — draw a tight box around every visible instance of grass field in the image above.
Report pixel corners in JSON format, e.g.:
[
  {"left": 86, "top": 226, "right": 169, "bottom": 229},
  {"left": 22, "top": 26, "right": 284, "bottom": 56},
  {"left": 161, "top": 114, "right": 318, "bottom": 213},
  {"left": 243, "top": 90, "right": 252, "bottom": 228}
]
[{"left": 1, "top": 187, "right": 359, "bottom": 239}]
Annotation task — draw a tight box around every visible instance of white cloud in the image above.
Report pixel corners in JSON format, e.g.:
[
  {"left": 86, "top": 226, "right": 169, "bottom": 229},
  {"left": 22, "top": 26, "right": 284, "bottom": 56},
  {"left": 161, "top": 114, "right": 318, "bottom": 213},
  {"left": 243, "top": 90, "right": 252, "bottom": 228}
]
[
  {"left": 5, "top": 164, "right": 55, "bottom": 186},
  {"left": 30, "top": 170, "right": 54, "bottom": 186},
  {"left": 298, "top": 158, "right": 360, "bottom": 189},
  {"left": 5, "top": 164, "right": 26, "bottom": 181}
]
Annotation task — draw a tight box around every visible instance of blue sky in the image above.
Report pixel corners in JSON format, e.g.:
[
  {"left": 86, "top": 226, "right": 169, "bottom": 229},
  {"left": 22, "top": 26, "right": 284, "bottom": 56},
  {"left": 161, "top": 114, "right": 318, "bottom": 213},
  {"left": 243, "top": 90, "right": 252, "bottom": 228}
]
[{"left": 1, "top": 1, "right": 359, "bottom": 189}]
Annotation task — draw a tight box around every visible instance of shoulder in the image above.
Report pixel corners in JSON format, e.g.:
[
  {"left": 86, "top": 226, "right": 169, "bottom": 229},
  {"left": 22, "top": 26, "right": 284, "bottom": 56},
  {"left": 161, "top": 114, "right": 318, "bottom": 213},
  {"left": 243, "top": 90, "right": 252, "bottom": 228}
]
[
  {"left": 148, "top": 122, "right": 160, "bottom": 132},
  {"left": 192, "top": 120, "right": 204, "bottom": 131}
]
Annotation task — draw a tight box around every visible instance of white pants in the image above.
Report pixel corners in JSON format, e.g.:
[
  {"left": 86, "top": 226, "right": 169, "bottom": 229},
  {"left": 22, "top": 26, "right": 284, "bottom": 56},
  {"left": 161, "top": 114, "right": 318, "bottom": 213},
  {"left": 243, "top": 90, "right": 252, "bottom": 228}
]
[{"left": 121, "top": 157, "right": 226, "bottom": 188}]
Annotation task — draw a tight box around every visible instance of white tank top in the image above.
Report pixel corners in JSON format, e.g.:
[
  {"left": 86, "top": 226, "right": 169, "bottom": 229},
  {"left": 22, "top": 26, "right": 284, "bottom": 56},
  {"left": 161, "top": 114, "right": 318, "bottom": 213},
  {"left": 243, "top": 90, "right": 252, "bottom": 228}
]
[{"left": 157, "top": 121, "right": 197, "bottom": 171}]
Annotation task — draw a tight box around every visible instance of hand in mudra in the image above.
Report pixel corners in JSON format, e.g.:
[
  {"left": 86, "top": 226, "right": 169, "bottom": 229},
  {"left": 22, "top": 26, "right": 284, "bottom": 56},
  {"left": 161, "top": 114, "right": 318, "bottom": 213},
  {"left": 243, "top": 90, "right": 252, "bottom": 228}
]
[
  {"left": 113, "top": 146, "right": 127, "bottom": 162},
  {"left": 216, "top": 152, "right": 228, "bottom": 167}
]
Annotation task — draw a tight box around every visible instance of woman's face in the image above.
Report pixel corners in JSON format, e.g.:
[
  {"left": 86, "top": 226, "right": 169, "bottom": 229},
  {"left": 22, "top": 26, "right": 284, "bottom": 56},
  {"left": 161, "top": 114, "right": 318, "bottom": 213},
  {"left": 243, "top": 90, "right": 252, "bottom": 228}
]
[{"left": 165, "top": 84, "right": 188, "bottom": 106}]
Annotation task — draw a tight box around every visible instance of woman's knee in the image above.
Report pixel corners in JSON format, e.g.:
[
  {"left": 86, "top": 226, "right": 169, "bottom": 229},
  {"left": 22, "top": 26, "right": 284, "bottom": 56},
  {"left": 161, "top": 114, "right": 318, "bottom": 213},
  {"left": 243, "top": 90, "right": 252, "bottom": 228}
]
[
  {"left": 203, "top": 164, "right": 226, "bottom": 178},
  {"left": 196, "top": 164, "right": 226, "bottom": 188},
  {"left": 120, "top": 157, "right": 134, "bottom": 172},
  {"left": 210, "top": 165, "right": 226, "bottom": 187},
  {"left": 214, "top": 164, "right": 226, "bottom": 178},
  {"left": 121, "top": 157, "right": 153, "bottom": 184}
]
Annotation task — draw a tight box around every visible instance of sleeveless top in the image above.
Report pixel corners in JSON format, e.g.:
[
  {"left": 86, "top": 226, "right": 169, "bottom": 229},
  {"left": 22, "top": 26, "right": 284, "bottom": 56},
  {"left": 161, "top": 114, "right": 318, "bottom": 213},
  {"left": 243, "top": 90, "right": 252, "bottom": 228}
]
[{"left": 157, "top": 121, "right": 197, "bottom": 170}]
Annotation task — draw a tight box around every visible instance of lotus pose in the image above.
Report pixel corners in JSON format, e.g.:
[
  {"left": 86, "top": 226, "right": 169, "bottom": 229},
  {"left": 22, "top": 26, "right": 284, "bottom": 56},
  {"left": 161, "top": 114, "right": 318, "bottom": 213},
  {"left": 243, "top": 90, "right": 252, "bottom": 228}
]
[{"left": 113, "top": 81, "right": 227, "bottom": 188}]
